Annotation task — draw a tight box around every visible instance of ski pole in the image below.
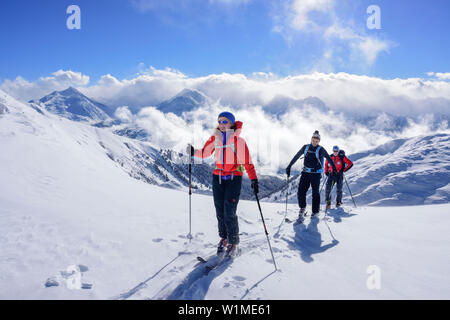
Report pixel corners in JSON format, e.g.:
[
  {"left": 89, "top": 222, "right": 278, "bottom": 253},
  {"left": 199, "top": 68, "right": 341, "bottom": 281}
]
[
  {"left": 187, "top": 155, "right": 193, "bottom": 241},
  {"left": 344, "top": 174, "right": 357, "bottom": 208},
  {"left": 285, "top": 175, "right": 290, "bottom": 216},
  {"left": 255, "top": 192, "right": 278, "bottom": 271}
]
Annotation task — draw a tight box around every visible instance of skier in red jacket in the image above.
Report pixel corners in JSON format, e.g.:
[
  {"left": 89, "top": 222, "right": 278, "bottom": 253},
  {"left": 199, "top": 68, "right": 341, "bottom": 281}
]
[
  {"left": 324, "top": 146, "right": 353, "bottom": 208},
  {"left": 187, "top": 112, "right": 258, "bottom": 258}
]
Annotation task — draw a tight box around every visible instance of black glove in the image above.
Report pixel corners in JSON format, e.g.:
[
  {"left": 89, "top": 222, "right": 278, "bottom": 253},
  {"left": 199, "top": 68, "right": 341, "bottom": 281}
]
[
  {"left": 285, "top": 166, "right": 291, "bottom": 177},
  {"left": 186, "top": 144, "right": 194, "bottom": 156},
  {"left": 251, "top": 179, "right": 259, "bottom": 195},
  {"left": 325, "top": 172, "right": 329, "bottom": 177}
]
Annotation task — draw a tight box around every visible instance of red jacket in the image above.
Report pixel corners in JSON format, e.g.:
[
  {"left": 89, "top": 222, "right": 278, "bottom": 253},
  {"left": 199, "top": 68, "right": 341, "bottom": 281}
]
[
  {"left": 193, "top": 121, "right": 258, "bottom": 180},
  {"left": 325, "top": 154, "right": 353, "bottom": 174}
]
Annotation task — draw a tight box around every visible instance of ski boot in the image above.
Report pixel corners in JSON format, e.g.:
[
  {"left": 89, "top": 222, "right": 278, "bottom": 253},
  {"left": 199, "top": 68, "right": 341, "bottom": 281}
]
[
  {"left": 326, "top": 201, "right": 332, "bottom": 210},
  {"left": 225, "top": 244, "right": 240, "bottom": 259},
  {"left": 336, "top": 202, "right": 342, "bottom": 208},
  {"left": 296, "top": 208, "right": 306, "bottom": 223},
  {"left": 217, "top": 238, "right": 228, "bottom": 255}
]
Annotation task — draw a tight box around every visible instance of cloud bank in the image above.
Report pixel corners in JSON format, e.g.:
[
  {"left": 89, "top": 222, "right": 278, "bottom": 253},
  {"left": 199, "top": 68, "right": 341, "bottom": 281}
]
[{"left": 2, "top": 67, "right": 449, "bottom": 174}]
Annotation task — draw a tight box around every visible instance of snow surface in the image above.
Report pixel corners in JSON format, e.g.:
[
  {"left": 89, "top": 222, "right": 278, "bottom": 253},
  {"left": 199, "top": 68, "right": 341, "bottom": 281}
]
[{"left": 1, "top": 89, "right": 449, "bottom": 300}]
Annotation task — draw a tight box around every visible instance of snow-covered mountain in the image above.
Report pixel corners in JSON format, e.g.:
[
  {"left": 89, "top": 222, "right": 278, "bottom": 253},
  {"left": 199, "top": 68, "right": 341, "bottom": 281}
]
[
  {"left": 263, "top": 134, "right": 450, "bottom": 206},
  {"left": 156, "top": 89, "right": 209, "bottom": 115},
  {"left": 1, "top": 88, "right": 449, "bottom": 299},
  {"left": 29, "top": 87, "right": 115, "bottom": 123}
]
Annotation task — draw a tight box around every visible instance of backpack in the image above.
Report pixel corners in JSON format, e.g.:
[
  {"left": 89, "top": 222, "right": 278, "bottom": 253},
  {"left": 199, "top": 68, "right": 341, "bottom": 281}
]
[
  {"left": 304, "top": 144, "right": 324, "bottom": 172},
  {"left": 338, "top": 150, "right": 346, "bottom": 163}
]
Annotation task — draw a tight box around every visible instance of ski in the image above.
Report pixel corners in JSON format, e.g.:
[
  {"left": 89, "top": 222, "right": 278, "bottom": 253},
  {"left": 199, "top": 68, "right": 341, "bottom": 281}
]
[
  {"left": 204, "top": 252, "right": 230, "bottom": 274},
  {"left": 198, "top": 249, "right": 241, "bottom": 275},
  {"left": 195, "top": 253, "right": 226, "bottom": 272},
  {"left": 196, "top": 256, "right": 208, "bottom": 264}
]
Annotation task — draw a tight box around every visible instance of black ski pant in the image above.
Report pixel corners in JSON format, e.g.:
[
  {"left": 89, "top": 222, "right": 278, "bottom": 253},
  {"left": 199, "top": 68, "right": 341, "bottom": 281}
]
[
  {"left": 297, "top": 172, "right": 321, "bottom": 214},
  {"left": 212, "top": 174, "right": 242, "bottom": 245},
  {"left": 325, "top": 173, "right": 343, "bottom": 204}
]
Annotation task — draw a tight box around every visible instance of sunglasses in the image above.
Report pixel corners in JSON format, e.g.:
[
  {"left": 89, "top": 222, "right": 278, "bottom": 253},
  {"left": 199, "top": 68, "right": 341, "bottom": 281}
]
[{"left": 218, "top": 120, "right": 229, "bottom": 124}]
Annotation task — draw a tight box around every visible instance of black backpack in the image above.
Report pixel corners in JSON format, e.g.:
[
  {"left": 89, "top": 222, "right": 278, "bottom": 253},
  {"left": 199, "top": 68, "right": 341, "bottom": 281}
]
[{"left": 338, "top": 150, "right": 346, "bottom": 163}]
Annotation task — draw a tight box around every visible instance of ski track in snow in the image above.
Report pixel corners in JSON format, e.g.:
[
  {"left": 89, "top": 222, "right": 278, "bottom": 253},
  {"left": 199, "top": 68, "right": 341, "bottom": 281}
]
[{"left": 110, "top": 208, "right": 352, "bottom": 300}]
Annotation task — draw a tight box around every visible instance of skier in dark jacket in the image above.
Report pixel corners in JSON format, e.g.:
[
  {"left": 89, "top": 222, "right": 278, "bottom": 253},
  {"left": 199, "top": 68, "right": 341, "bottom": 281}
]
[
  {"left": 324, "top": 146, "right": 353, "bottom": 208},
  {"left": 187, "top": 111, "right": 258, "bottom": 258},
  {"left": 285, "top": 130, "right": 337, "bottom": 221}
]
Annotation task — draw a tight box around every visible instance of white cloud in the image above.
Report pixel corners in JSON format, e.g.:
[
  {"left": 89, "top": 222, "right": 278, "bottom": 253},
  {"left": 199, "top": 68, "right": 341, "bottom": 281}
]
[
  {"left": 290, "top": 0, "right": 334, "bottom": 31},
  {"left": 0, "top": 70, "right": 89, "bottom": 102},
  {"left": 3, "top": 68, "right": 450, "bottom": 118},
  {"left": 114, "top": 106, "right": 134, "bottom": 123},
  {"left": 2, "top": 67, "right": 449, "bottom": 174},
  {"left": 355, "top": 36, "right": 390, "bottom": 65},
  {"left": 427, "top": 72, "right": 450, "bottom": 80},
  {"left": 272, "top": 0, "right": 393, "bottom": 69},
  {"left": 129, "top": 95, "right": 449, "bottom": 175}
]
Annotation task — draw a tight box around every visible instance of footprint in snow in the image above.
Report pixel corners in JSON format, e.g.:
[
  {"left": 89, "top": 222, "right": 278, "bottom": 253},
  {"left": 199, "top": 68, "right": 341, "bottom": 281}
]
[
  {"left": 45, "top": 264, "right": 93, "bottom": 290},
  {"left": 152, "top": 238, "right": 163, "bottom": 243},
  {"left": 230, "top": 276, "right": 246, "bottom": 288},
  {"left": 232, "top": 275, "right": 246, "bottom": 282}
]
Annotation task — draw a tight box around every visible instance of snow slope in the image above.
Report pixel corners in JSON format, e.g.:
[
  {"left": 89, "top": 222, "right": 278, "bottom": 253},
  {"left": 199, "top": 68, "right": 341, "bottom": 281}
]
[{"left": 1, "top": 89, "right": 449, "bottom": 299}]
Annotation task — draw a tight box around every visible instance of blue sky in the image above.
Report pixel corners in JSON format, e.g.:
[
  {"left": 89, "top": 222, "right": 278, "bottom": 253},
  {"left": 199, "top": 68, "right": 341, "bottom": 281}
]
[{"left": 0, "top": 0, "right": 449, "bottom": 83}]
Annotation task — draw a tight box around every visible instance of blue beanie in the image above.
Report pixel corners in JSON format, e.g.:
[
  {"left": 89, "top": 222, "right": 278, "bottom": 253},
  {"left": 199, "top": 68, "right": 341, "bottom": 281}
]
[{"left": 218, "top": 111, "right": 235, "bottom": 124}]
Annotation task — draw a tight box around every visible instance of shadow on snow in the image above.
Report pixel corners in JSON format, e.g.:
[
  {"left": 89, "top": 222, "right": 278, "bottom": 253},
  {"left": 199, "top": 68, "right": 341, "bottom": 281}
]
[
  {"left": 112, "top": 252, "right": 188, "bottom": 300},
  {"left": 282, "top": 216, "right": 339, "bottom": 263},
  {"left": 325, "top": 207, "right": 357, "bottom": 223},
  {"left": 166, "top": 256, "right": 233, "bottom": 300}
]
